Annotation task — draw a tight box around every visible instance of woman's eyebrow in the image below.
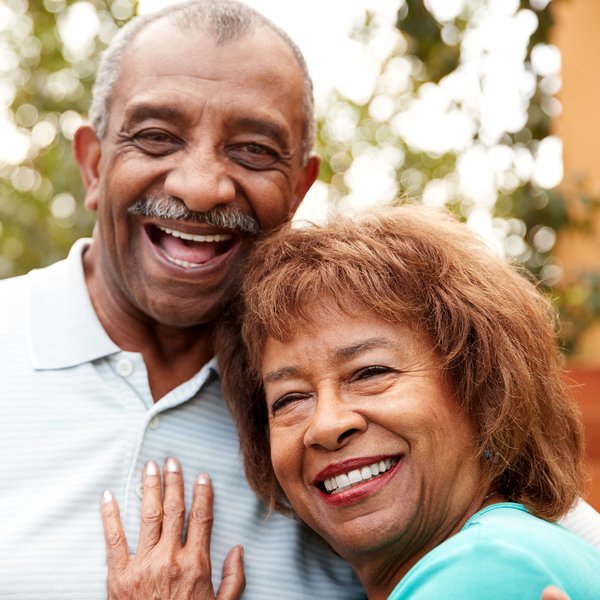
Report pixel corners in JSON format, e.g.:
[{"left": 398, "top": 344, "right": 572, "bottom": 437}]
[
  {"left": 263, "top": 339, "right": 400, "bottom": 384},
  {"left": 263, "top": 365, "right": 301, "bottom": 385}
]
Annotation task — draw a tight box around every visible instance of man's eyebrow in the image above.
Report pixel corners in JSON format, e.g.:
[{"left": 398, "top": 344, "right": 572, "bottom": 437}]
[
  {"left": 263, "top": 365, "right": 301, "bottom": 385},
  {"left": 334, "top": 337, "right": 397, "bottom": 361},
  {"left": 122, "top": 104, "right": 189, "bottom": 128}
]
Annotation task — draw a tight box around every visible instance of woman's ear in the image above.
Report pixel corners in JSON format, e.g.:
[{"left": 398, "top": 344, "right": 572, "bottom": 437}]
[{"left": 73, "top": 125, "right": 102, "bottom": 211}]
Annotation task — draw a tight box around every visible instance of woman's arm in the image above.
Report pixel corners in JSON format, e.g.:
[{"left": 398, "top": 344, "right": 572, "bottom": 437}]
[{"left": 100, "top": 458, "right": 245, "bottom": 600}]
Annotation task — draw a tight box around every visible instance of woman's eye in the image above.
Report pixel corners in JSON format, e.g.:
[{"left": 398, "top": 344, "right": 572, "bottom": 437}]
[
  {"left": 270, "top": 393, "right": 308, "bottom": 415},
  {"left": 228, "top": 143, "right": 280, "bottom": 169},
  {"left": 352, "top": 365, "right": 393, "bottom": 382}
]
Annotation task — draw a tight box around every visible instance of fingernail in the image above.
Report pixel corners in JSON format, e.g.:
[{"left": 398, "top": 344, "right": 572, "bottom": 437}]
[
  {"left": 165, "top": 457, "right": 180, "bottom": 473},
  {"left": 145, "top": 461, "right": 158, "bottom": 476},
  {"left": 102, "top": 490, "right": 113, "bottom": 504},
  {"left": 237, "top": 544, "right": 244, "bottom": 559},
  {"left": 196, "top": 472, "right": 211, "bottom": 485}
]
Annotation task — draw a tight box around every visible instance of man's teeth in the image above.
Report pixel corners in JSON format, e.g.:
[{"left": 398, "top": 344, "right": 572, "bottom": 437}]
[
  {"left": 323, "top": 458, "right": 399, "bottom": 494},
  {"left": 157, "top": 225, "right": 232, "bottom": 243},
  {"left": 164, "top": 254, "right": 203, "bottom": 269}
]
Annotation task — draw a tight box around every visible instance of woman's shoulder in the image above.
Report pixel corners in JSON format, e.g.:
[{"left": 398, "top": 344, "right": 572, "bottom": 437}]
[{"left": 389, "top": 503, "right": 600, "bottom": 600}]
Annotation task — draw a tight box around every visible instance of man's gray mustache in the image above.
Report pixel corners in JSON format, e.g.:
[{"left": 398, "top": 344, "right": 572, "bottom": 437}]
[{"left": 128, "top": 196, "right": 261, "bottom": 235}]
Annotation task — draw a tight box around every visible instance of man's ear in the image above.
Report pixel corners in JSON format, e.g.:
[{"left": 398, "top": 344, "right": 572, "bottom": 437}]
[
  {"left": 73, "top": 125, "right": 102, "bottom": 212},
  {"left": 291, "top": 155, "right": 320, "bottom": 214}
]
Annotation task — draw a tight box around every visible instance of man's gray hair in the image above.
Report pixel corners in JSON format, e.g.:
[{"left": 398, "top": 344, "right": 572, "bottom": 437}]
[{"left": 88, "top": 0, "right": 315, "bottom": 163}]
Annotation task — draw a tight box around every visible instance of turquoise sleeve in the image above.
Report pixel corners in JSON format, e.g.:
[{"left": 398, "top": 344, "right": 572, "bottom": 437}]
[{"left": 388, "top": 539, "right": 562, "bottom": 600}]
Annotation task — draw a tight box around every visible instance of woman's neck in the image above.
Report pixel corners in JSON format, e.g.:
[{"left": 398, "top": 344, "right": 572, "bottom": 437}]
[{"left": 351, "top": 491, "right": 506, "bottom": 599}]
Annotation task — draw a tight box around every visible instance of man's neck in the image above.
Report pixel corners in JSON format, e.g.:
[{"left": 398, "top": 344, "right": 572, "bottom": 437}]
[
  {"left": 139, "top": 330, "right": 215, "bottom": 401},
  {"left": 83, "top": 247, "right": 215, "bottom": 401}
]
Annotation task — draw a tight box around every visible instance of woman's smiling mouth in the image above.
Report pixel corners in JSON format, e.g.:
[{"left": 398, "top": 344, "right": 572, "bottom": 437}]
[
  {"left": 313, "top": 456, "right": 402, "bottom": 505},
  {"left": 321, "top": 457, "right": 400, "bottom": 494}
]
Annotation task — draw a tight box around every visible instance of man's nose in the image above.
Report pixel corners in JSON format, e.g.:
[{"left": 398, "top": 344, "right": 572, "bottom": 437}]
[
  {"left": 303, "top": 390, "right": 368, "bottom": 451},
  {"left": 163, "top": 145, "right": 237, "bottom": 213}
]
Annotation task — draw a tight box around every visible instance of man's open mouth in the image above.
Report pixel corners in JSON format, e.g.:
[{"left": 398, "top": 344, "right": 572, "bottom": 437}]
[
  {"left": 149, "top": 224, "right": 238, "bottom": 268},
  {"left": 318, "top": 457, "right": 400, "bottom": 495}
]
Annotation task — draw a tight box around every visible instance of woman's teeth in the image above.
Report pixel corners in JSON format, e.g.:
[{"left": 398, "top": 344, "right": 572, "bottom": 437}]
[{"left": 323, "top": 458, "right": 399, "bottom": 494}]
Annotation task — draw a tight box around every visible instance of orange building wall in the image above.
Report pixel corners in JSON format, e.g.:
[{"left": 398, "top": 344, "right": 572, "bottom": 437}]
[
  {"left": 552, "top": 0, "right": 600, "bottom": 509},
  {"left": 553, "top": 0, "right": 600, "bottom": 194}
]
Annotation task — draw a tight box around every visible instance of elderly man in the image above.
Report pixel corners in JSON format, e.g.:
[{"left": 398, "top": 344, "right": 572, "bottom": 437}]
[
  {"left": 0, "top": 1, "right": 598, "bottom": 599},
  {"left": 0, "top": 1, "right": 361, "bottom": 598}
]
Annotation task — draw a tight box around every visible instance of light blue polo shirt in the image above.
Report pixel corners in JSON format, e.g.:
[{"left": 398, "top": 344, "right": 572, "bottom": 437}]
[{"left": 0, "top": 239, "right": 364, "bottom": 599}]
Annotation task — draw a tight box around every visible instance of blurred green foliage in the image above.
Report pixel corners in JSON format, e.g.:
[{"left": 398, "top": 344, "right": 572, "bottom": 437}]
[
  {"left": 0, "top": 0, "right": 134, "bottom": 275},
  {"left": 316, "top": 0, "right": 600, "bottom": 355},
  {"left": 1, "top": 0, "right": 599, "bottom": 354}
]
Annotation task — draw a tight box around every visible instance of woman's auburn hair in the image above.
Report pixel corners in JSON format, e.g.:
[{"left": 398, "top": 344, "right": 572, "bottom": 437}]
[{"left": 216, "top": 204, "right": 584, "bottom": 520}]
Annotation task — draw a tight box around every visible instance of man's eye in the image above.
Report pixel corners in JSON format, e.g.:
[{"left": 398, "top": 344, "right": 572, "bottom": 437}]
[
  {"left": 131, "top": 130, "right": 181, "bottom": 155},
  {"left": 351, "top": 366, "right": 393, "bottom": 382},
  {"left": 228, "top": 143, "right": 280, "bottom": 169}
]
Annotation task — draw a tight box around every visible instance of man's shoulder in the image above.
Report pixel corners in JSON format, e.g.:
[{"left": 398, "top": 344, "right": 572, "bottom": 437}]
[
  {"left": 0, "top": 255, "right": 72, "bottom": 333},
  {"left": 0, "top": 271, "right": 29, "bottom": 310},
  {"left": 0, "top": 270, "right": 28, "bottom": 287}
]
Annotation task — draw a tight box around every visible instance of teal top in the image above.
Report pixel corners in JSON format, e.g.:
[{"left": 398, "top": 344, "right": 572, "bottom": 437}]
[{"left": 389, "top": 503, "right": 600, "bottom": 599}]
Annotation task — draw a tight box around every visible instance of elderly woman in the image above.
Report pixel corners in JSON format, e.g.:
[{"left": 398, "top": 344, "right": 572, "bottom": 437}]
[
  {"left": 101, "top": 205, "right": 600, "bottom": 599},
  {"left": 216, "top": 204, "right": 600, "bottom": 598}
]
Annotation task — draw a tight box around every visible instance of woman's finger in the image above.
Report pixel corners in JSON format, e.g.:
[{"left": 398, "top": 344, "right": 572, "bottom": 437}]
[
  {"left": 541, "top": 586, "right": 570, "bottom": 600},
  {"left": 185, "top": 472, "right": 215, "bottom": 559},
  {"left": 216, "top": 545, "right": 245, "bottom": 600},
  {"left": 100, "top": 490, "right": 130, "bottom": 570},
  {"left": 160, "top": 457, "right": 186, "bottom": 549},
  {"left": 137, "top": 460, "right": 163, "bottom": 554}
]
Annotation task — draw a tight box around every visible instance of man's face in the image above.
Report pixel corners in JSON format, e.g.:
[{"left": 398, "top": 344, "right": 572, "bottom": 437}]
[{"left": 76, "top": 20, "right": 318, "bottom": 327}]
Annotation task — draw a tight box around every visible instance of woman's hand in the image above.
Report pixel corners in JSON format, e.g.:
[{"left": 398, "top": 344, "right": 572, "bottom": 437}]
[
  {"left": 541, "top": 587, "right": 569, "bottom": 600},
  {"left": 100, "top": 457, "right": 245, "bottom": 599}
]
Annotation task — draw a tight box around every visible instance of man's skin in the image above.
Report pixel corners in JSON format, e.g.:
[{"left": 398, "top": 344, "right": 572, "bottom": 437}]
[
  {"left": 72, "top": 12, "right": 318, "bottom": 598},
  {"left": 73, "top": 18, "right": 319, "bottom": 401}
]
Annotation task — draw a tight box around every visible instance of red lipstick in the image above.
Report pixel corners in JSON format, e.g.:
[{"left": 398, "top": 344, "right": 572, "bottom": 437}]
[{"left": 313, "top": 455, "right": 402, "bottom": 507}]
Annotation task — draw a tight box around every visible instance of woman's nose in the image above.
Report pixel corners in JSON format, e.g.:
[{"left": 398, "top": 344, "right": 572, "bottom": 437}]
[{"left": 303, "top": 391, "right": 367, "bottom": 451}]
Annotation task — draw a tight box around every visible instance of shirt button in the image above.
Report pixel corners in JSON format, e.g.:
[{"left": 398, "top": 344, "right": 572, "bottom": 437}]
[
  {"left": 135, "top": 481, "right": 144, "bottom": 499},
  {"left": 149, "top": 415, "right": 160, "bottom": 430},
  {"left": 116, "top": 359, "right": 134, "bottom": 377}
]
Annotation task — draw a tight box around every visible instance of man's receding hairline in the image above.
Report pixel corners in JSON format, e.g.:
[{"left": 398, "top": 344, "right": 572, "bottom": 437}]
[
  {"left": 90, "top": 0, "right": 315, "bottom": 162},
  {"left": 127, "top": 15, "right": 299, "bottom": 67}
]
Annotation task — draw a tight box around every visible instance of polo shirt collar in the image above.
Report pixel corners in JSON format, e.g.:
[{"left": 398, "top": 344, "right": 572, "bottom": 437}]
[{"left": 26, "top": 238, "right": 121, "bottom": 370}]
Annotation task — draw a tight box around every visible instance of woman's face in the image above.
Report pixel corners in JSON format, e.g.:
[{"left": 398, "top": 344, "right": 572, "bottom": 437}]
[{"left": 261, "top": 307, "right": 486, "bottom": 564}]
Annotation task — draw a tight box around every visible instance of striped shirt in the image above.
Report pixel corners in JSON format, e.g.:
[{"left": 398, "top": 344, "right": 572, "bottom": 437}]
[{"left": 0, "top": 239, "right": 364, "bottom": 599}]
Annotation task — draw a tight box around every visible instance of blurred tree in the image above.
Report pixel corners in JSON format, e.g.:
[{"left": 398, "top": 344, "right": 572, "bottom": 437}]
[
  {"left": 1, "top": 0, "right": 598, "bottom": 353},
  {"left": 319, "top": 0, "right": 567, "bottom": 274},
  {"left": 315, "top": 0, "right": 599, "bottom": 354},
  {"left": 0, "top": 0, "right": 134, "bottom": 276}
]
